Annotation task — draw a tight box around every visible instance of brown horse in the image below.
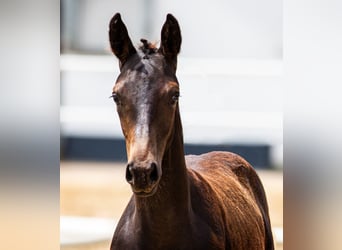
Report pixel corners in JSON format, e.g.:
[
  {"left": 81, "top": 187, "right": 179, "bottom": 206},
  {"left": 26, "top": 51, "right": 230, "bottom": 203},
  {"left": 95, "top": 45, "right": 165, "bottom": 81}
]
[{"left": 108, "top": 13, "right": 274, "bottom": 250}]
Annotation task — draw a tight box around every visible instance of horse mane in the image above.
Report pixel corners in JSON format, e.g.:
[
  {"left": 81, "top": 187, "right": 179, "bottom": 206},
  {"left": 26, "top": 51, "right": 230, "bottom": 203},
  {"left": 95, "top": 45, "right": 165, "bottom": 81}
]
[{"left": 139, "top": 39, "right": 158, "bottom": 58}]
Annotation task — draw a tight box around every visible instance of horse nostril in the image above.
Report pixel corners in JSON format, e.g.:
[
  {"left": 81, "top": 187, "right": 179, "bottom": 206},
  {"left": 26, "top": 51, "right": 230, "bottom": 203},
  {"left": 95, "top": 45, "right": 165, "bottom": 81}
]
[
  {"left": 149, "top": 162, "right": 159, "bottom": 182},
  {"left": 125, "top": 164, "right": 134, "bottom": 183}
]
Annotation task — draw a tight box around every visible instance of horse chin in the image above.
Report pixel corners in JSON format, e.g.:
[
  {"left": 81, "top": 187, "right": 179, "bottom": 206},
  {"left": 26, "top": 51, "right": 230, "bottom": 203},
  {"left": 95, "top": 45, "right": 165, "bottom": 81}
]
[{"left": 132, "top": 184, "right": 159, "bottom": 197}]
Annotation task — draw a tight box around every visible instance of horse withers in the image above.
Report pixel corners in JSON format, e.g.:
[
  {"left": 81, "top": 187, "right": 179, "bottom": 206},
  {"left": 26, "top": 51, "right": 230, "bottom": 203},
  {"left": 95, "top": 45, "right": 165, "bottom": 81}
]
[{"left": 108, "top": 13, "right": 274, "bottom": 250}]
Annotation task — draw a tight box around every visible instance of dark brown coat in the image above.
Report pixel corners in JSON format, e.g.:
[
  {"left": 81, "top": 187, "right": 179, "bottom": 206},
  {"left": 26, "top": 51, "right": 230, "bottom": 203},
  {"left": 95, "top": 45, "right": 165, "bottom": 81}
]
[{"left": 108, "top": 13, "right": 274, "bottom": 250}]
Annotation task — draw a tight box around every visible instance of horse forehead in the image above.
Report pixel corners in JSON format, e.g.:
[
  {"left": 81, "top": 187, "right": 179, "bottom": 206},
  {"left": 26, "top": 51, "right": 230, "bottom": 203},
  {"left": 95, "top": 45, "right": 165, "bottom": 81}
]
[
  {"left": 114, "top": 54, "right": 178, "bottom": 96},
  {"left": 115, "top": 68, "right": 166, "bottom": 94}
]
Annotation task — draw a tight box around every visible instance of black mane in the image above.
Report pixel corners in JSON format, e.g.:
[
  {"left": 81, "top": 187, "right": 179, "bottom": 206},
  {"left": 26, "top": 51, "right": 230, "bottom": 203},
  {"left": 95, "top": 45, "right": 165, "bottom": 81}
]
[{"left": 139, "top": 39, "right": 157, "bottom": 58}]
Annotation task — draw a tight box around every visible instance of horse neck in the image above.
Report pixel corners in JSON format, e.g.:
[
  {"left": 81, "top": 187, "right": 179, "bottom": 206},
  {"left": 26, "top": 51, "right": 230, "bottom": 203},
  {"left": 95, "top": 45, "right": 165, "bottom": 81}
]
[{"left": 134, "top": 106, "right": 191, "bottom": 226}]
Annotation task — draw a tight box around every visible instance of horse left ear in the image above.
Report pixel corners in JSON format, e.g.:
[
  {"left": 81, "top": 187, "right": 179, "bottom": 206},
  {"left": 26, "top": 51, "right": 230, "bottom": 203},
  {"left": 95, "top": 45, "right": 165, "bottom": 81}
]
[
  {"left": 109, "top": 13, "right": 137, "bottom": 69},
  {"left": 159, "top": 14, "right": 182, "bottom": 70}
]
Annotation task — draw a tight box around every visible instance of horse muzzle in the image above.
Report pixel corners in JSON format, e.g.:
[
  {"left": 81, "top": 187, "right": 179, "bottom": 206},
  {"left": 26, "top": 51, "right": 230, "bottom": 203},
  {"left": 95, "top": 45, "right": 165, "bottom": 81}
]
[{"left": 125, "top": 161, "right": 161, "bottom": 197}]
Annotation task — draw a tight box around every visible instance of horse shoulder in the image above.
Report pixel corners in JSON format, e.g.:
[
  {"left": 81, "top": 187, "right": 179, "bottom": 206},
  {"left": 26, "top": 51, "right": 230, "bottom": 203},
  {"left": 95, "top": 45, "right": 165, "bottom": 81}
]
[
  {"left": 186, "top": 151, "right": 267, "bottom": 207},
  {"left": 186, "top": 168, "right": 228, "bottom": 249},
  {"left": 186, "top": 151, "right": 270, "bottom": 249}
]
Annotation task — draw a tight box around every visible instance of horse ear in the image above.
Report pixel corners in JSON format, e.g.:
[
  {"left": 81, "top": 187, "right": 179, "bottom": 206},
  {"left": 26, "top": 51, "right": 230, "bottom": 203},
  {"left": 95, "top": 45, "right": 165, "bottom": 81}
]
[
  {"left": 159, "top": 14, "right": 182, "bottom": 69},
  {"left": 109, "top": 13, "right": 136, "bottom": 68}
]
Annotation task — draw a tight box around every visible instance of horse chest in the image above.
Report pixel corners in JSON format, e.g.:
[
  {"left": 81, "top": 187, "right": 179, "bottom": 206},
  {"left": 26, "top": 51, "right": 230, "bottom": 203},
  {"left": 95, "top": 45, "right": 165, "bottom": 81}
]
[{"left": 111, "top": 216, "right": 220, "bottom": 250}]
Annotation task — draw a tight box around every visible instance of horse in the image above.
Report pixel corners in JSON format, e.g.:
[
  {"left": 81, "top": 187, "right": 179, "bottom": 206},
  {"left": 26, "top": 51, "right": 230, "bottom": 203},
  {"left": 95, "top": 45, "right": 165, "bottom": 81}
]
[{"left": 108, "top": 13, "right": 274, "bottom": 250}]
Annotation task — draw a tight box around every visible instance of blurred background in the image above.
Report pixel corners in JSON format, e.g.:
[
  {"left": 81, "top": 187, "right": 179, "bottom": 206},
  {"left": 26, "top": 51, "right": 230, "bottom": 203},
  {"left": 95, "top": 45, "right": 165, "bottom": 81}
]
[{"left": 60, "top": 0, "right": 283, "bottom": 249}]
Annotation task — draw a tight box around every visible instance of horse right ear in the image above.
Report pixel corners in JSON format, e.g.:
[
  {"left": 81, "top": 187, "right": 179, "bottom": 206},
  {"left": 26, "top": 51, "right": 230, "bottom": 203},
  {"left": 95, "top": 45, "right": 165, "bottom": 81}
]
[
  {"left": 109, "top": 13, "right": 136, "bottom": 69},
  {"left": 159, "top": 14, "right": 182, "bottom": 71}
]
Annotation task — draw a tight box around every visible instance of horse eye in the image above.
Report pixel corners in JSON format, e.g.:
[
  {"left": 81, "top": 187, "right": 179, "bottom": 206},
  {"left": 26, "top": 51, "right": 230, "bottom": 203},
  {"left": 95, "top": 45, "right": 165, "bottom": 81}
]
[
  {"left": 110, "top": 92, "right": 120, "bottom": 104},
  {"left": 171, "top": 92, "right": 180, "bottom": 104}
]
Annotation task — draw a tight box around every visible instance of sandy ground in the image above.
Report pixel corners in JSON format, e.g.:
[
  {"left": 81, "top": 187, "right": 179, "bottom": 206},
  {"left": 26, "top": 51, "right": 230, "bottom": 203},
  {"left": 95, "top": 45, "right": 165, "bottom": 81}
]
[{"left": 60, "top": 161, "right": 283, "bottom": 250}]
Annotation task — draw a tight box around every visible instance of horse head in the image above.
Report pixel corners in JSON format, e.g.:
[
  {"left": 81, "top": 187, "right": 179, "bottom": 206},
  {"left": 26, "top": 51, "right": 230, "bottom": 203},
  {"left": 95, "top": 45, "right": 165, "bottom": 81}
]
[{"left": 109, "top": 13, "right": 182, "bottom": 197}]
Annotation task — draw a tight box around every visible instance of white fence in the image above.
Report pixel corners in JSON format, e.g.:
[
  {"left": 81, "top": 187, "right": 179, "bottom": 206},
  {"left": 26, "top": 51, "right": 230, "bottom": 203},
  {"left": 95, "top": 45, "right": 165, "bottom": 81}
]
[{"left": 60, "top": 54, "right": 283, "bottom": 167}]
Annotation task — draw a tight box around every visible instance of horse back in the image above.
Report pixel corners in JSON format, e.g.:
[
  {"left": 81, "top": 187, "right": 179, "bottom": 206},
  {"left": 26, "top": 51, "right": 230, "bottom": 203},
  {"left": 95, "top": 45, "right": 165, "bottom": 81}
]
[{"left": 186, "top": 151, "right": 274, "bottom": 250}]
